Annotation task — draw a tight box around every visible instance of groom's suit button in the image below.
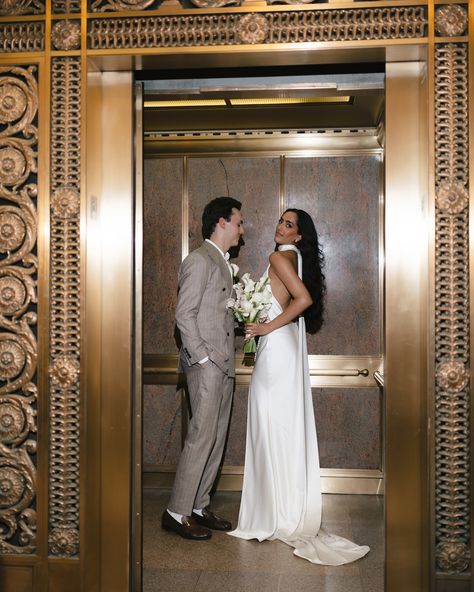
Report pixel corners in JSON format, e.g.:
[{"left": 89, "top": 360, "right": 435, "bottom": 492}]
[
  {"left": 227, "top": 332, "right": 230, "bottom": 336},
  {"left": 222, "top": 287, "right": 225, "bottom": 291}
]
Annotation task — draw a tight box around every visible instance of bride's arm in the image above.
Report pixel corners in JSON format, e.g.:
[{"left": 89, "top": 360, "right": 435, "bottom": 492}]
[{"left": 246, "top": 251, "right": 312, "bottom": 338}]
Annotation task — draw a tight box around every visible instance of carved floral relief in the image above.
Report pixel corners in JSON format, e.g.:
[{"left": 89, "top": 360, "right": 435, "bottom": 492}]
[
  {"left": 0, "top": 66, "right": 38, "bottom": 555},
  {"left": 435, "top": 4, "right": 468, "bottom": 37},
  {"left": 51, "top": 21, "right": 81, "bottom": 51},
  {"left": 0, "top": 0, "right": 44, "bottom": 16}
]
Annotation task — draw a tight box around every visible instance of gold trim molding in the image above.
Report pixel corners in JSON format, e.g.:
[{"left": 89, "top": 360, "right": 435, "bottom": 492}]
[
  {"left": 143, "top": 466, "right": 384, "bottom": 495},
  {"left": 87, "top": 6, "right": 427, "bottom": 49}
]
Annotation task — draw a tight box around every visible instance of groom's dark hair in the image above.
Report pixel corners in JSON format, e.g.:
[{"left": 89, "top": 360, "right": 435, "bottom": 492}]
[{"left": 202, "top": 196, "right": 242, "bottom": 239}]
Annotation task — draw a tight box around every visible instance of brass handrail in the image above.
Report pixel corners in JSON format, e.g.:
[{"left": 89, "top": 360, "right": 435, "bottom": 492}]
[
  {"left": 236, "top": 366, "right": 370, "bottom": 376},
  {"left": 373, "top": 370, "right": 385, "bottom": 387},
  {"left": 144, "top": 365, "right": 372, "bottom": 377}
]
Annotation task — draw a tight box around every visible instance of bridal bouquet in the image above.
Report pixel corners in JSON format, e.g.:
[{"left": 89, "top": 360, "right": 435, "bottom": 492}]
[{"left": 227, "top": 273, "right": 273, "bottom": 353}]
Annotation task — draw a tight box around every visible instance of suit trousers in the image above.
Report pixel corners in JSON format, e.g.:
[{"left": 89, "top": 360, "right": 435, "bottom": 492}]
[{"left": 169, "top": 361, "right": 234, "bottom": 516}]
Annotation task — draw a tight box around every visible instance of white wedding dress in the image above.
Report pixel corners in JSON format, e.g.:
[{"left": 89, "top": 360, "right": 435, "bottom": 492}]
[{"left": 228, "top": 245, "right": 370, "bottom": 565}]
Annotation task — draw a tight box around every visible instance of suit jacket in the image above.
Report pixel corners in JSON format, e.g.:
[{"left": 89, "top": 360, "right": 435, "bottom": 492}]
[{"left": 176, "top": 241, "right": 235, "bottom": 378}]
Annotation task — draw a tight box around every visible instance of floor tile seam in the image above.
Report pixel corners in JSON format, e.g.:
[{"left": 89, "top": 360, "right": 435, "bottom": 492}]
[
  {"left": 276, "top": 572, "right": 283, "bottom": 592},
  {"left": 193, "top": 569, "right": 205, "bottom": 592}
]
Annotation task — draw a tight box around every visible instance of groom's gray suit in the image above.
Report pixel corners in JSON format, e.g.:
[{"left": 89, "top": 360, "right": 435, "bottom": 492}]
[{"left": 169, "top": 240, "right": 236, "bottom": 516}]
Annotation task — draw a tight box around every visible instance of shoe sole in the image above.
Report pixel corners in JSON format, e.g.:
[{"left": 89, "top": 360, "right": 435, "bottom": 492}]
[
  {"left": 162, "top": 521, "right": 212, "bottom": 540},
  {"left": 195, "top": 523, "right": 232, "bottom": 531},
  {"left": 193, "top": 517, "right": 232, "bottom": 532}
]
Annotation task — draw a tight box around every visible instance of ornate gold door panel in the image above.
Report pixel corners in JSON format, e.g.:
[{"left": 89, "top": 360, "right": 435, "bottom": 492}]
[
  {"left": 0, "top": 61, "right": 41, "bottom": 582},
  {"left": 0, "top": 1, "right": 471, "bottom": 592}
]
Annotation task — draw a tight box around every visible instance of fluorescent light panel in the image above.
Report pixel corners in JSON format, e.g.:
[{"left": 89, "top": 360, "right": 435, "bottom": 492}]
[
  {"left": 230, "top": 96, "right": 351, "bottom": 105},
  {"left": 145, "top": 99, "right": 226, "bottom": 107},
  {"left": 144, "top": 96, "right": 352, "bottom": 108}
]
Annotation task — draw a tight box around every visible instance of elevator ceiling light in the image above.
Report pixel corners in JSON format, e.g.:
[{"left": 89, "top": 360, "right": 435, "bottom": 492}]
[
  {"left": 144, "top": 99, "right": 227, "bottom": 108},
  {"left": 144, "top": 97, "right": 352, "bottom": 109},
  {"left": 229, "top": 97, "right": 352, "bottom": 106}
]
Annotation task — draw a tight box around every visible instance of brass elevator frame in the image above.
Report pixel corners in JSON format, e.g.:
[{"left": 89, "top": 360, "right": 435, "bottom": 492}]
[{"left": 0, "top": 2, "right": 471, "bottom": 592}]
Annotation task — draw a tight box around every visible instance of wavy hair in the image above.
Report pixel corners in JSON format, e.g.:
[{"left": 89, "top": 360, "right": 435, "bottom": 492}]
[
  {"left": 202, "top": 196, "right": 242, "bottom": 240},
  {"left": 283, "top": 208, "right": 326, "bottom": 334}
]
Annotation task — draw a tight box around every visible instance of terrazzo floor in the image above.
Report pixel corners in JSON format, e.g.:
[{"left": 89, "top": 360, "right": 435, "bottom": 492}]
[{"left": 143, "top": 490, "right": 384, "bottom": 592}]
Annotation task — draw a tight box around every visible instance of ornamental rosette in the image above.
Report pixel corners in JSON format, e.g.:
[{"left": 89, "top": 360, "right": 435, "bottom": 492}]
[
  {"left": 238, "top": 14, "right": 269, "bottom": 45},
  {"left": 52, "top": 20, "right": 81, "bottom": 51},
  {"left": 51, "top": 187, "right": 80, "bottom": 219},
  {"left": 435, "top": 5, "right": 468, "bottom": 37},
  {"left": 436, "top": 541, "right": 470, "bottom": 573},
  {"left": 0, "top": 340, "right": 26, "bottom": 380},
  {"left": 0, "top": 84, "right": 27, "bottom": 124},
  {"left": 436, "top": 180, "right": 468, "bottom": 214},
  {"left": 49, "top": 527, "right": 79, "bottom": 556},
  {"left": 0, "top": 211, "right": 26, "bottom": 253},
  {"left": 0, "top": 277, "right": 26, "bottom": 316},
  {"left": 436, "top": 360, "right": 469, "bottom": 393},
  {"left": 0, "top": 146, "right": 27, "bottom": 186},
  {"left": 0, "top": 400, "right": 26, "bottom": 442},
  {"left": 0, "top": 466, "right": 26, "bottom": 507},
  {"left": 50, "top": 356, "right": 80, "bottom": 389}
]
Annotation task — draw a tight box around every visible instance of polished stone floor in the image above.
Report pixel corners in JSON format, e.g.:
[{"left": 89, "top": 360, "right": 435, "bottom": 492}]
[{"left": 143, "top": 490, "right": 384, "bottom": 592}]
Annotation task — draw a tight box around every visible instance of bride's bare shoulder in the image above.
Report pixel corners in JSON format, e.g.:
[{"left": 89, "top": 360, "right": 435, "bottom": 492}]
[
  {"left": 268, "top": 252, "right": 298, "bottom": 282},
  {"left": 269, "top": 250, "right": 296, "bottom": 267}
]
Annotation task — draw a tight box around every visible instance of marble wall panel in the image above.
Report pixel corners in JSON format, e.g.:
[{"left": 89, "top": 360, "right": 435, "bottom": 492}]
[
  {"left": 143, "top": 384, "right": 381, "bottom": 470},
  {"left": 222, "top": 386, "right": 381, "bottom": 469},
  {"left": 143, "top": 385, "right": 182, "bottom": 465},
  {"left": 143, "top": 158, "right": 182, "bottom": 354},
  {"left": 285, "top": 155, "right": 381, "bottom": 356},
  {"left": 188, "top": 156, "right": 280, "bottom": 267},
  {"left": 314, "top": 387, "right": 381, "bottom": 470}
]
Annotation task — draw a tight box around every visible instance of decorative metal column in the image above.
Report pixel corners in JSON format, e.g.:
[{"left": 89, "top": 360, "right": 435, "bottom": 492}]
[{"left": 433, "top": 3, "right": 471, "bottom": 579}]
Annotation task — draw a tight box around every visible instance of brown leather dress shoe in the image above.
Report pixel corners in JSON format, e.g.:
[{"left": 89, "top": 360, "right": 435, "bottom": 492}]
[
  {"left": 192, "top": 507, "right": 232, "bottom": 531},
  {"left": 161, "top": 510, "right": 212, "bottom": 540}
]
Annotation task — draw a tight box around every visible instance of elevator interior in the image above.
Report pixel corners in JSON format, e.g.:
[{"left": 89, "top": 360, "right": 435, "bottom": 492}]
[{"left": 140, "top": 64, "right": 386, "bottom": 497}]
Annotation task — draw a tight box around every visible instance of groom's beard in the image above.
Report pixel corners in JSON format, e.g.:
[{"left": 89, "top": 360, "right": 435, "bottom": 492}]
[{"left": 229, "top": 236, "right": 245, "bottom": 260}]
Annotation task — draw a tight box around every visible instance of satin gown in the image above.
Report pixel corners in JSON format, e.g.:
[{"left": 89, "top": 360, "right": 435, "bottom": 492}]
[{"left": 228, "top": 245, "right": 370, "bottom": 565}]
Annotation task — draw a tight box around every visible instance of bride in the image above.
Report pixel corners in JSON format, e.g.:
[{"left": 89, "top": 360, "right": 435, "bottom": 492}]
[{"left": 228, "top": 208, "right": 370, "bottom": 565}]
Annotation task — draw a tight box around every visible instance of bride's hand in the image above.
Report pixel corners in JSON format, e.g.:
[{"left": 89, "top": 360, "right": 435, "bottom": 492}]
[{"left": 245, "top": 322, "right": 270, "bottom": 338}]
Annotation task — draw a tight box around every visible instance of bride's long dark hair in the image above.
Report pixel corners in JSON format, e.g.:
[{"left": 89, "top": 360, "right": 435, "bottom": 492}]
[{"left": 283, "top": 208, "right": 326, "bottom": 334}]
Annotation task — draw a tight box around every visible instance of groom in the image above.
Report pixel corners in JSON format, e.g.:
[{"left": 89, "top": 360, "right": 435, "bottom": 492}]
[{"left": 162, "top": 196, "right": 244, "bottom": 540}]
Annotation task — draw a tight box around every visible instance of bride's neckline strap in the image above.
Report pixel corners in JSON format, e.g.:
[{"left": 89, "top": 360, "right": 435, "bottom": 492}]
[{"left": 278, "top": 244, "right": 300, "bottom": 253}]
